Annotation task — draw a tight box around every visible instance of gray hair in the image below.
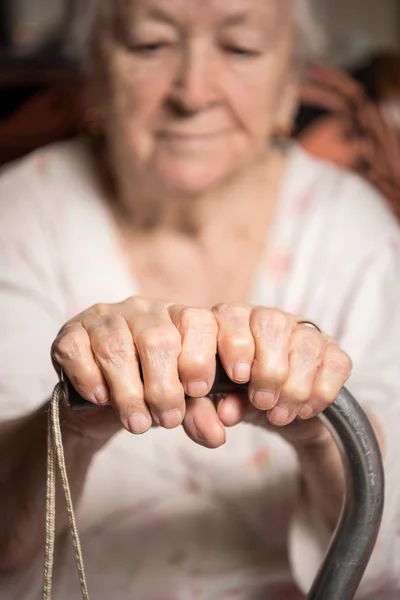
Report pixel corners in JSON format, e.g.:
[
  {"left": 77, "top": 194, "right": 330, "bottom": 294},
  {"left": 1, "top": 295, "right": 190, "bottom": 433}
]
[
  {"left": 293, "top": 0, "right": 327, "bottom": 65},
  {"left": 66, "top": 0, "right": 326, "bottom": 69}
]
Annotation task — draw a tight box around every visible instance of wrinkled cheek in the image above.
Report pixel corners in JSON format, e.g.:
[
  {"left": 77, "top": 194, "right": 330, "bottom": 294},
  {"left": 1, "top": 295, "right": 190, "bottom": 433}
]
[
  {"left": 102, "top": 57, "right": 161, "bottom": 125},
  {"left": 105, "top": 76, "right": 160, "bottom": 159},
  {"left": 224, "top": 78, "right": 279, "bottom": 149},
  {"left": 106, "top": 72, "right": 143, "bottom": 129},
  {"left": 245, "top": 104, "right": 276, "bottom": 152}
]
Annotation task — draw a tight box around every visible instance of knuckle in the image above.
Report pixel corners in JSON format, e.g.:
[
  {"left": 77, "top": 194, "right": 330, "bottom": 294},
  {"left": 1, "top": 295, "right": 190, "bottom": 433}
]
[
  {"left": 52, "top": 331, "right": 84, "bottom": 363},
  {"left": 294, "top": 333, "right": 322, "bottom": 362},
  {"left": 212, "top": 302, "right": 230, "bottom": 317},
  {"left": 221, "top": 307, "right": 251, "bottom": 333},
  {"left": 182, "top": 352, "right": 209, "bottom": 371},
  {"left": 224, "top": 334, "right": 253, "bottom": 354},
  {"left": 95, "top": 328, "right": 135, "bottom": 366},
  {"left": 339, "top": 351, "right": 353, "bottom": 374},
  {"left": 283, "top": 382, "right": 310, "bottom": 404},
  {"left": 146, "top": 381, "right": 183, "bottom": 406},
  {"left": 230, "top": 315, "right": 251, "bottom": 332},
  {"left": 254, "top": 358, "right": 288, "bottom": 386},
  {"left": 137, "top": 325, "right": 181, "bottom": 355},
  {"left": 314, "top": 380, "right": 338, "bottom": 402},
  {"left": 251, "top": 308, "right": 291, "bottom": 340},
  {"left": 213, "top": 302, "right": 249, "bottom": 319},
  {"left": 269, "top": 364, "right": 290, "bottom": 386},
  {"left": 325, "top": 349, "right": 352, "bottom": 378},
  {"left": 181, "top": 307, "right": 216, "bottom": 334},
  {"left": 124, "top": 295, "right": 148, "bottom": 313},
  {"left": 112, "top": 390, "right": 145, "bottom": 416},
  {"left": 91, "top": 302, "right": 111, "bottom": 317}
]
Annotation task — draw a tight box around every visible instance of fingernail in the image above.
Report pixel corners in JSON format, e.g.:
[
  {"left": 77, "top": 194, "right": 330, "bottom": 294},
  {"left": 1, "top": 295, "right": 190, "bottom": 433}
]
[
  {"left": 299, "top": 404, "right": 314, "bottom": 419},
  {"left": 159, "top": 409, "right": 183, "bottom": 429},
  {"left": 269, "top": 406, "right": 290, "bottom": 426},
  {"left": 94, "top": 385, "right": 109, "bottom": 404},
  {"left": 186, "top": 381, "right": 209, "bottom": 398},
  {"left": 127, "top": 413, "right": 152, "bottom": 434},
  {"left": 233, "top": 363, "right": 251, "bottom": 382},
  {"left": 253, "top": 390, "right": 276, "bottom": 410}
]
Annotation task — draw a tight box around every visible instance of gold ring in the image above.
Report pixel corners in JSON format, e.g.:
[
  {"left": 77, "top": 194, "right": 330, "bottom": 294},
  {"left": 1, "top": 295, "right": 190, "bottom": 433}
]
[{"left": 297, "top": 320, "right": 322, "bottom": 333}]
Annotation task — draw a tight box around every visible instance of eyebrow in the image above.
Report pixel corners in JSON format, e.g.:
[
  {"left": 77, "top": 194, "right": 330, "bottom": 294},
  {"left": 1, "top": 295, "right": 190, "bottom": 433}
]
[
  {"left": 140, "top": 7, "right": 255, "bottom": 29},
  {"left": 221, "top": 5, "right": 281, "bottom": 32},
  {"left": 220, "top": 11, "right": 253, "bottom": 28},
  {"left": 119, "top": 4, "right": 277, "bottom": 34},
  {"left": 142, "top": 7, "right": 182, "bottom": 29}
]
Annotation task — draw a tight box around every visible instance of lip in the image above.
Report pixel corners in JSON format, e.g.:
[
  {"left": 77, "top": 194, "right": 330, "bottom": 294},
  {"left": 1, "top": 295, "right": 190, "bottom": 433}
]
[{"left": 157, "top": 130, "right": 230, "bottom": 140}]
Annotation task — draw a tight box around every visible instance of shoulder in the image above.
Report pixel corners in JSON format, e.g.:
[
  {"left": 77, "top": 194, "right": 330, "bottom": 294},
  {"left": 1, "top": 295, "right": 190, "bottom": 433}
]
[
  {"left": 287, "top": 145, "right": 400, "bottom": 251},
  {"left": 0, "top": 138, "right": 99, "bottom": 226},
  {"left": 0, "top": 137, "right": 92, "bottom": 185},
  {"left": 0, "top": 138, "right": 108, "bottom": 282}
]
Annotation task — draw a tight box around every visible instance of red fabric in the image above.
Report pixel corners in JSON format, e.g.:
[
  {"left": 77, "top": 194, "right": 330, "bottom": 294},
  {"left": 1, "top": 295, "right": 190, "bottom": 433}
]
[
  {"left": 297, "top": 63, "right": 400, "bottom": 221},
  {"left": 0, "top": 83, "right": 83, "bottom": 167}
]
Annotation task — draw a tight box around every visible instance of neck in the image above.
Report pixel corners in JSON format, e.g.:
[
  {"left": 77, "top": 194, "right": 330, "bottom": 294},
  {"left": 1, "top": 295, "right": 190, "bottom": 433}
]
[{"left": 94, "top": 140, "right": 288, "bottom": 245}]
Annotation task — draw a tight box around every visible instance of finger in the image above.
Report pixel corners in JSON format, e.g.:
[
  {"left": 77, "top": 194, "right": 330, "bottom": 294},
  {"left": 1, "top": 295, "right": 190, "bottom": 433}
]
[
  {"left": 169, "top": 306, "right": 217, "bottom": 398},
  {"left": 249, "top": 308, "right": 296, "bottom": 411},
  {"left": 356, "top": 105, "right": 400, "bottom": 174},
  {"left": 299, "top": 85, "right": 346, "bottom": 112},
  {"left": 268, "top": 323, "right": 325, "bottom": 426},
  {"left": 83, "top": 310, "right": 152, "bottom": 434},
  {"left": 213, "top": 303, "right": 255, "bottom": 384},
  {"left": 183, "top": 396, "right": 226, "bottom": 449},
  {"left": 305, "top": 63, "right": 363, "bottom": 101},
  {"left": 52, "top": 321, "right": 109, "bottom": 405},
  {"left": 299, "top": 340, "right": 352, "bottom": 420},
  {"left": 217, "top": 393, "right": 248, "bottom": 427},
  {"left": 129, "top": 309, "right": 185, "bottom": 429}
]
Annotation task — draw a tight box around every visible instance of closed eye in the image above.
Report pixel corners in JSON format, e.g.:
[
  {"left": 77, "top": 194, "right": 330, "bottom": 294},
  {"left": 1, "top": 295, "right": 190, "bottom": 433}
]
[
  {"left": 130, "top": 42, "right": 172, "bottom": 54},
  {"left": 223, "top": 45, "right": 260, "bottom": 58}
]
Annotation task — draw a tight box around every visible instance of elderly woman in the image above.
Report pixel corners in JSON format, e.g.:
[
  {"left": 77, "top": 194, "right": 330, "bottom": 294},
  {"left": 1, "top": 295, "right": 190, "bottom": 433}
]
[{"left": 0, "top": 1, "right": 400, "bottom": 599}]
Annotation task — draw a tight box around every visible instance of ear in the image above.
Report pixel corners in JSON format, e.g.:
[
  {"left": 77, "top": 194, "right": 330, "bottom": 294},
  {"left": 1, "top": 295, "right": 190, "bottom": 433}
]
[{"left": 273, "top": 77, "right": 298, "bottom": 136}]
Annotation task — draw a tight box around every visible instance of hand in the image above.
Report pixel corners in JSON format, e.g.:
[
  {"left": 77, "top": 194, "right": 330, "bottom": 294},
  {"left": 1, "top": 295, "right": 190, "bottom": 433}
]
[
  {"left": 299, "top": 62, "right": 365, "bottom": 113},
  {"left": 51, "top": 298, "right": 353, "bottom": 448},
  {"left": 211, "top": 304, "right": 352, "bottom": 447},
  {"left": 52, "top": 297, "right": 221, "bottom": 444}
]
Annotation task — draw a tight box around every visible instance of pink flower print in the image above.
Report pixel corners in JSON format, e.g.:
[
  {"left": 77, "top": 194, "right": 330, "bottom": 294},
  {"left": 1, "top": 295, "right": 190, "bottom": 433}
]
[
  {"left": 16, "top": 243, "right": 29, "bottom": 263},
  {"left": 294, "top": 185, "right": 317, "bottom": 214},
  {"left": 272, "top": 584, "right": 304, "bottom": 599},
  {"left": 190, "top": 584, "right": 204, "bottom": 598},
  {"left": 245, "top": 447, "right": 271, "bottom": 470},
  {"left": 371, "top": 574, "right": 399, "bottom": 594},
  {"left": 269, "top": 248, "right": 292, "bottom": 277},
  {"left": 0, "top": 238, "right": 31, "bottom": 266},
  {"left": 185, "top": 476, "right": 203, "bottom": 494},
  {"left": 226, "top": 585, "right": 246, "bottom": 596},
  {"left": 390, "top": 234, "right": 400, "bottom": 256},
  {"left": 35, "top": 156, "right": 51, "bottom": 176},
  {"left": 54, "top": 199, "right": 69, "bottom": 219},
  {"left": 167, "top": 548, "right": 188, "bottom": 567}
]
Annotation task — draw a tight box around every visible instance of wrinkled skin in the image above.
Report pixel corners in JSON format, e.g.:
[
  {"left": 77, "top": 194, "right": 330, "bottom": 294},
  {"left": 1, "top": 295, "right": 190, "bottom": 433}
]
[
  {"left": 54, "top": 0, "right": 353, "bottom": 448},
  {"left": 90, "top": 0, "right": 296, "bottom": 205},
  {"left": 53, "top": 298, "right": 352, "bottom": 448}
]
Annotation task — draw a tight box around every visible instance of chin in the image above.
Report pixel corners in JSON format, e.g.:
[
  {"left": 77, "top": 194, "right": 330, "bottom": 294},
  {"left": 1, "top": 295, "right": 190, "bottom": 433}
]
[{"left": 155, "top": 158, "right": 238, "bottom": 195}]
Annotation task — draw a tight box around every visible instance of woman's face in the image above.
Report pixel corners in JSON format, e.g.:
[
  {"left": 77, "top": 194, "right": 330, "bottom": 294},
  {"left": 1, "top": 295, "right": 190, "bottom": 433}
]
[{"left": 94, "top": 0, "right": 295, "bottom": 195}]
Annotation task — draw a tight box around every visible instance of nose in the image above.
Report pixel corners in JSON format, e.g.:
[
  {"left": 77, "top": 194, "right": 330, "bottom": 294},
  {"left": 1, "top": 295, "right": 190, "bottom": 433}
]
[{"left": 169, "top": 42, "right": 218, "bottom": 113}]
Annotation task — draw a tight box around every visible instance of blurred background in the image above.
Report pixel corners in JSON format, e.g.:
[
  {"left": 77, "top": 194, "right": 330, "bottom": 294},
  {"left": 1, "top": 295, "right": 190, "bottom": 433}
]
[
  {"left": 0, "top": 0, "right": 399, "bottom": 173},
  {"left": 1, "top": 0, "right": 399, "bottom": 67}
]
